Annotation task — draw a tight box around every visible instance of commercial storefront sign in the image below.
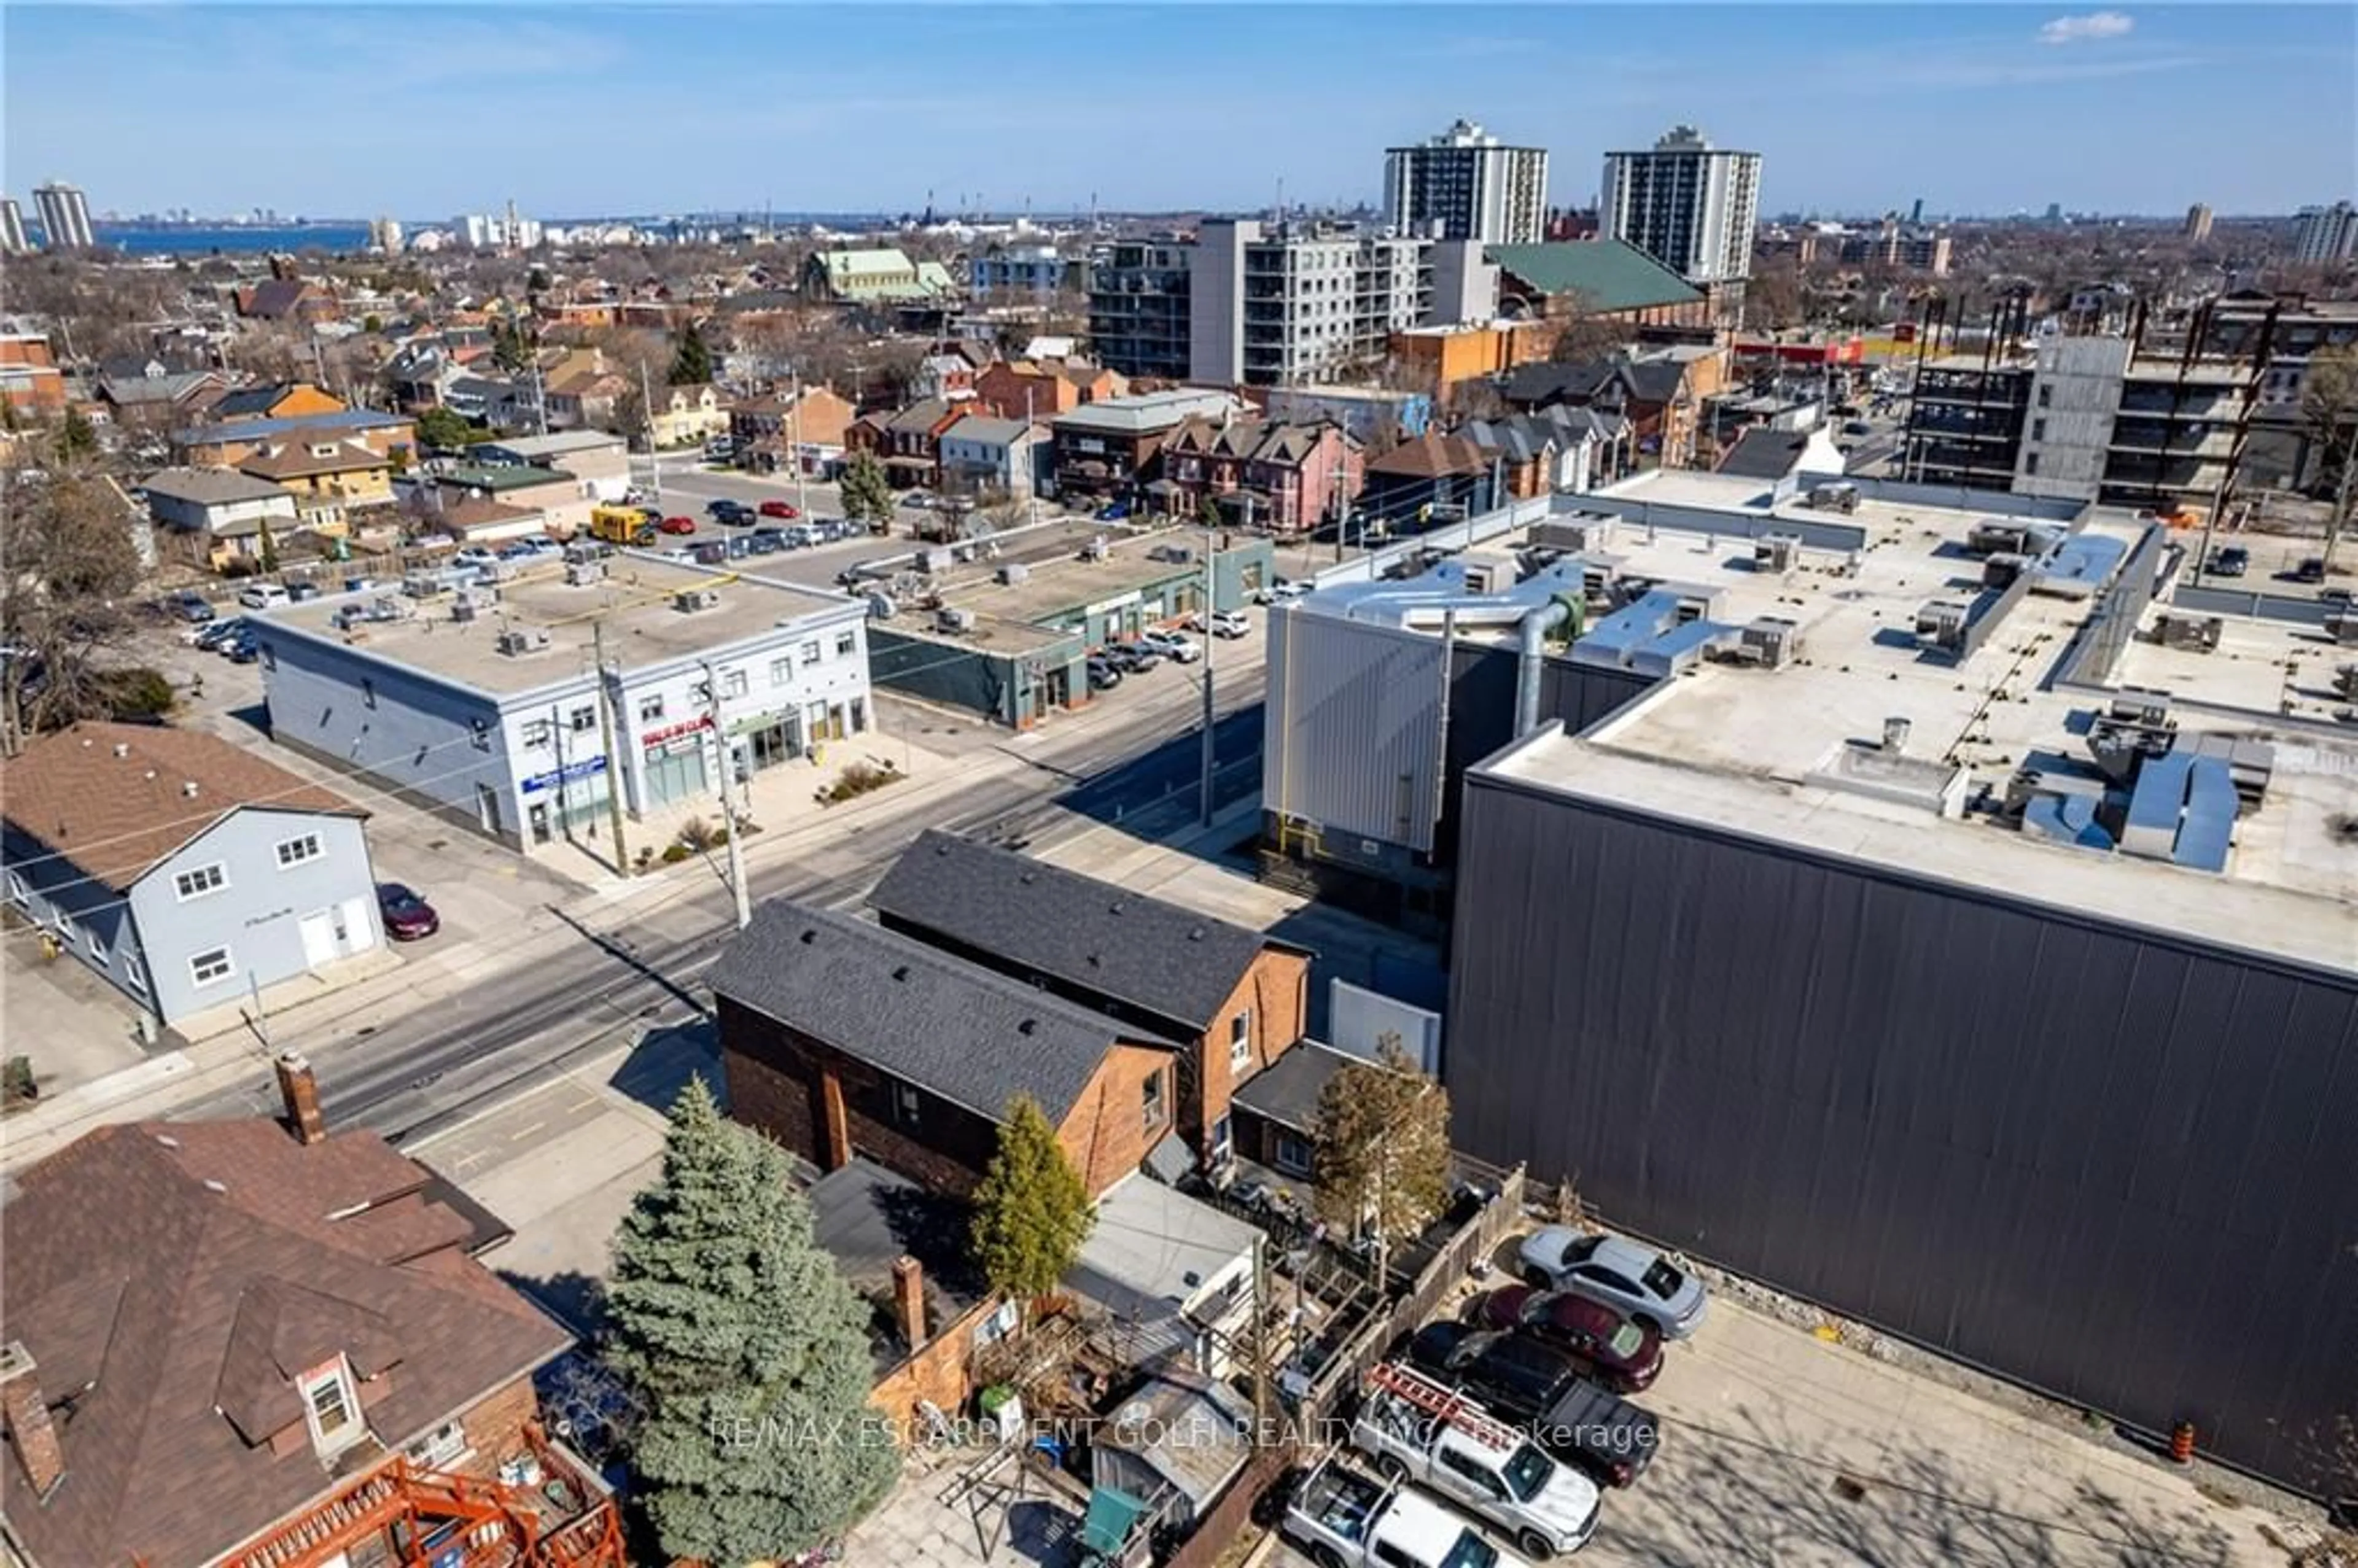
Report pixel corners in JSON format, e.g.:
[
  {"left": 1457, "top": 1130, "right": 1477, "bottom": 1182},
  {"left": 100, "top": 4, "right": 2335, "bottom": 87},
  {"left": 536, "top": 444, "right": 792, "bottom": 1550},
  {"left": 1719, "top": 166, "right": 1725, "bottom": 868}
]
[
  {"left": 1083, "top": 590, "right": 1141, "bottom": 618},
  {"left": 521, "top": 756, "right": 607, "bottom": 794},
  {"left": 640, "top": 715, "right": 712, "bottom": 753}
]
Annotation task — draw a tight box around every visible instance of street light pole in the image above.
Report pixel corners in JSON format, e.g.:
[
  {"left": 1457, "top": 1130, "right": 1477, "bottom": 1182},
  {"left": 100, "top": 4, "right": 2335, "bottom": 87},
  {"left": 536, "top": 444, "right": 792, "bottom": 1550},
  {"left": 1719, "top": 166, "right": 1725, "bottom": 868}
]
[
  {"left": 1199, "top": 505, "right": 1220, "bottom": 826},
  {"left": 639, "top": 358, "right": 663, "bottom": 508},
  {"left": 790, "top": 370, "right": 810, "bottom": 518},
  {"left": 702, "top": 659, "right": 753, "bottom": 930}
]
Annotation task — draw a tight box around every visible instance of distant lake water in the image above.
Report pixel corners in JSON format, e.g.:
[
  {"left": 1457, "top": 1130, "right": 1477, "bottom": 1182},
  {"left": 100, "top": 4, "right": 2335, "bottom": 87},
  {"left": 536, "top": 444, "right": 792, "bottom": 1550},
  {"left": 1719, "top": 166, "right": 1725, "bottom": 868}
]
[{"left": 96, "top": 223, "right": 372, "bottom": 257}]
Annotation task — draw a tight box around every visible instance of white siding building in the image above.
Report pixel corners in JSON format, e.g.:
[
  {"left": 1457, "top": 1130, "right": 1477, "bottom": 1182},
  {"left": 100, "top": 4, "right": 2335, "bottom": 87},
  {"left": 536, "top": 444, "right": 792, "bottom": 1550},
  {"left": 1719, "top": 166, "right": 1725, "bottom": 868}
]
[
  {"left": 1383, "top": 118, "right": 1549, "bottom": 246},
  {"left": 1601, "top": 125, "right": 1762, "bottom": 289}
]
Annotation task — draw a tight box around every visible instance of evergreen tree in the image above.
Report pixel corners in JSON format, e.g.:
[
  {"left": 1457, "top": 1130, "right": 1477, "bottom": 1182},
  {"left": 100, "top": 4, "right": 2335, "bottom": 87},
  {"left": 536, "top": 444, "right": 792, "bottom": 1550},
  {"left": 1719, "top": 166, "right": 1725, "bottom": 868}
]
[
  {"left": 669, "top": 322, "right": 714, "bottom": 387},
  {"left": 605, "top": 1079, "right": 898, "bottom": 1564},
  {"left": 255, "top": 518, "right": 279, "bottom": 574},
  {"left": 1196, "top": 496, "right": 1223, "bottom": 530},
  {"left": 970, "top": 1095, "right": 1094, "bottom": 1307},
  {"left": 55, "top": 406, "right": 98, "bottom": 463},
  {"left": 838, "top": 450, "right": 895, "bottom": 530}
]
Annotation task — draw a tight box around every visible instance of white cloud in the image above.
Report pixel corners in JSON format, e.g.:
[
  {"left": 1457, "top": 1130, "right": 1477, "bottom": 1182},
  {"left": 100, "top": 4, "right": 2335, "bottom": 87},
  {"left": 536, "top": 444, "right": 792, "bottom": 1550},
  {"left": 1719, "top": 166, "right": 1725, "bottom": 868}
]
[{"left": 2040, "top": 11, "right": 2136, "bottom": 45}]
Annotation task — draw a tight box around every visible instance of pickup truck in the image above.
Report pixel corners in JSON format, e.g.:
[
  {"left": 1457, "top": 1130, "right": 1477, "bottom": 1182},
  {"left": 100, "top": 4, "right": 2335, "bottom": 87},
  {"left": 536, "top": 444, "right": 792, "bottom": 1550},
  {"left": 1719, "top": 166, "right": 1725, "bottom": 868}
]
[
  {"left": 1285, "top": 1457, "right": 1534, "bottom": 1568},
  {"left": 1352, "top": 1370, "right": 1601, "bottom": 1558}
]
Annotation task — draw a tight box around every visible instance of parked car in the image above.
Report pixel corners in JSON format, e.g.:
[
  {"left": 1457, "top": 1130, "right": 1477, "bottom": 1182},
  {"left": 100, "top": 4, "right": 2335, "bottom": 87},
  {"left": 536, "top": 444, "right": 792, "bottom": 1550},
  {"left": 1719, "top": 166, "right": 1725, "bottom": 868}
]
[
  {"left": 1138, "top": 628, "right": 1202, "bottom": 663},
  {"left": 704, "top": 498, "right": 739, "bottom": 516},
  {"left": 1263, "top": 580, "right": 1313, "bottom": 604},
  {"left": 1086, "top": 654, "right": 1125, "bottom": 691},
  {"left": 756, "top": 500, "right": 798, "bottom": 519},
  {"left": 378, "top": 883, "right": 440, "bottom": 940},
  {"left": 1096, "top": 500, "right": 1131, "bottom": 521},
  {"left": 195, "top": 617, "right": 249, "bottom": 653},
  {"left": 1103, "top": 641, "right": 1164, "bottom": 672},
  {"left": 287, "top": 581, "right": 321, "bottom": 602},
  {"left": 1284, "top": 1457, "right": 1535, "bottom": 1568},
  {"left": 168, "top": 591, "right": 216, "bottom": 624},
  {"left": 1352, "top": 1367, "right": 1601, "bottom": 1559},
  {"left": 1465, "top": 1287, "right": 1663, "bottom": 1392},
  {"left": 1536, "top": 1376, "right": 1662, "bottom": 1489},
  {"left": 238, "top": 583, "right": 290, "bottom": 611},
  {"left": 1516, "top": 1227, "right": 1708, "bottom": 1339},
  {"left": 2208, "top": 546, "right": 2249, "bottom": 577},
  {"left": 1403, "top": 1322, "right": 1583, "bottom": 1427},
  {"left": 658, "top": 515, "right": 696, "bottom": 535},
  {"left": 898, "top": 490, "right": 938, "bottom": 510},
  {"left": 1190, "top": 610, "right": 1249, "bottom": 638},
  {"left": 2292, "top": 556, "right": 2329, "bottom": 584},
  {"left": 223, "top": 631, "right": 261, "bottom": 664},
  {"left": 453, "top": 546, "right": 497, "bottom": 569}
]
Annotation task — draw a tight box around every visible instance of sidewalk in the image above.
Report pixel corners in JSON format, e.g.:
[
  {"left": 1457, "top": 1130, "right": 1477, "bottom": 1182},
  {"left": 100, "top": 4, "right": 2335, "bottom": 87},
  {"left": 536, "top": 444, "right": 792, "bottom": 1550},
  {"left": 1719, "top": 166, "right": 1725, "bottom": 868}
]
[{"left": 0, "top": 733, "right": 1040, "bottom": 1173}]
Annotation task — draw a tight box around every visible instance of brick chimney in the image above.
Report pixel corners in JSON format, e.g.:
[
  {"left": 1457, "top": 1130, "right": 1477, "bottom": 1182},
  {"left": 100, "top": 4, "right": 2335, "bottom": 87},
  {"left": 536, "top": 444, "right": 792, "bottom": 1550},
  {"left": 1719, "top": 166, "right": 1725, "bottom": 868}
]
[
  {"left": 275, "top": 1051, "right": 327, "bottom": 1146},
  {"left": 890, "top": 1256, "right": 928, "bottom": 1351},
  {"left": 0, "top": 1341, "right": 64, "bottom": 1500}
]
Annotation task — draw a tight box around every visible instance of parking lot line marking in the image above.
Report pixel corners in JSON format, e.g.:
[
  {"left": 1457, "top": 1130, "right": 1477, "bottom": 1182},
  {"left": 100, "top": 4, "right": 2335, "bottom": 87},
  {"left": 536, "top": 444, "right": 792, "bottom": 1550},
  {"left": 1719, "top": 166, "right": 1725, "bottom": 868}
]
[{"left": 508, "top": 1120, "right": 546, "bottom": 1142}]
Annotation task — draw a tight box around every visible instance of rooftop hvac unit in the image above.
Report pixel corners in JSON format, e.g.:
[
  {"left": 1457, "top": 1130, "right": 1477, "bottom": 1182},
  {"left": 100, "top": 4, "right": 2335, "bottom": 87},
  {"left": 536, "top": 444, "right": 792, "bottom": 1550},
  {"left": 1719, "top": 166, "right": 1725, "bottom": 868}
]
[
  {"left": 565, "top": 560, "right": 605, "bottom": 586},
  {"left": 866, "top": 591, "right": 898, "bottom": 620},
  {"left": 2340, "top": 664, "right": 2358, "bottom": 702},
  {"left": 495, "top": 628, "right": 551, "bottom": 656},
  {"left": 997, "top": 562, "right": 1030, "bottom": 585},
  {"left": 2325, "top": 614, "right": 2358, "bottom": 645},
  {"left": 1982, "top": 553, "right": 2029, "bottom": 589},
  {"left": 673, "top": 588, "right": 722, "bottom": 614},
  {"left": 2152, "top": 611, "right": 2222, "bottom": 653},
  {"left": 2109, "top": 687, "right": 2173, "bottom": 728},
  {"left": 365, "top": 594, "right": 414, "bottom": 623},
  {"left": 1966, "top": 520, "right": 2033, "bottom": 557},
  {"left": 400, "top": 573, "right": 447, "bottom": 599},
  {"left": 1080, "top": 536, "right": 1110, "bottom": 561},
  {"left": 1741, "top": 616, "right": 1802, "bottom": 669},
  {"left": 936, "top": 607, "right": 975, "bottom": 634},
  {"left": 1804, "top": 483, "right": 1858, "bottom": 514},
  {"left": 1914, "top": 600, "right": 1969, "bottom": 654},
  {"left": 1754, "top": 534, "right": 1801, "bottom": 575},
  {"left": 1149, "top": 545, "right": 1194, "bottom": 564}
]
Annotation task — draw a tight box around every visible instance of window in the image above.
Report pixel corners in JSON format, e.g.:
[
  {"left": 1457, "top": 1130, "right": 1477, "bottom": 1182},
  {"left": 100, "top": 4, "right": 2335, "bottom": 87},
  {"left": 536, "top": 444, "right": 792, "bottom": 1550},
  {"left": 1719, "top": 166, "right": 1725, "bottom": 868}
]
[
  {"left": 362, "top": 678, "right": 377, "bottom": 710},
  {"left": 2024, "top": 452, "right": 2041, "bottom": 476},
  {"left": 638, "top": 694, "right": 665, "bottom": 723},
  {"left": 1274, "top": 1131, "right": 1313, "bottom": 1177},
  {"left": 2031, "top": 417, "right": 2048, "bottom": 442},
  {"left": 2036, "top": 383, "right": 2053, "bottom": 409},
  {"left": 800, "top": 639, "right": 822, "bottom": 667},
  {"left": 1142, "top": 1068, "right": 1166, "bottom": 1131},
  {"left": 770, "top": 656, "right": 793, "bottom": 687},
  {"left": 470, "top": 718, "right": 491, "bottom": 751},
  {"left": 274, "top": 834, "right": 322, "bottom": 869},
  {"left": 1229, "top": 1011, "right": 1253, "bottom": 1069},
  {"left": 405, "top": 1420, "right": 470, "bottom": 1470},
  {"left": 722, "top": 668, "right": 749, "bottom": 698},
  {"left": 175, "top": 863, "right": 227, "bottom": 901},
  {"left": 520, "top": 718, "right": 552, "bottom": 748},
  {"left": 892, "top": 1082, "right": 922, "bottom": 1128},
  {"left": 190, "top": 946, "right": 235, "bottom": 987},
  {"left": 87, "top": 929, "right": 107, "bottom": 966},
  {"left": 301, "top": 1360, "right": 365, "bottom": 1456},
  {"left": 569, "top": 704, "right": 597, "bottom": 732}
]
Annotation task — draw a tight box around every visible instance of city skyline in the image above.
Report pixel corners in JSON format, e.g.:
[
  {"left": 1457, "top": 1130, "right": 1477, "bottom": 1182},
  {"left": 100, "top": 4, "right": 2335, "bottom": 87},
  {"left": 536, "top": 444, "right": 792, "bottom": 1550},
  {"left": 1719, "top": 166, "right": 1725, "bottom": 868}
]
[{"left": 6, "top": 4, "right": 2352, "bottom": 222}]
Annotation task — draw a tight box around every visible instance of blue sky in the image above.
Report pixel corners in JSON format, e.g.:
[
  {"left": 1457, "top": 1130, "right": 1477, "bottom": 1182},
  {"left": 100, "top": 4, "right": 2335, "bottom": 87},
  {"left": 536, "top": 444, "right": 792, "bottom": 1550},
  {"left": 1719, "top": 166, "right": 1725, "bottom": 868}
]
[{"left": 5, "top": 3, "right": 2352, "bottom": 221}]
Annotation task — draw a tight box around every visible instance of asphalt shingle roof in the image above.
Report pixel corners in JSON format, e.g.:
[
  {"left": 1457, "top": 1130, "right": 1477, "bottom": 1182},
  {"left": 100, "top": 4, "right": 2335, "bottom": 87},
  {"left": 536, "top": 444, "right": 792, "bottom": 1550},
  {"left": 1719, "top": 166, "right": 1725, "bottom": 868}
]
[
  {"left": 0, "top": 1120, "right": 569, "bottom": 1568},
  {"left": 1485, "top": 240, "right": 1704, "bottom": 314},
  {"left": 1714, "top": 425, "right": 1811, "bottom": 479},
  {"left": 868, "top": 830, "right": 1303, "bottom": 1034},
  {"left": 138, "top": 466, "right": 292, "bottom": 506},
  {"left": 1232, "top": 1040, "right": 1359, "bottom": 1132},
  {"left": 708, "top": 899, "right": 1173, "bottom": 1123}
]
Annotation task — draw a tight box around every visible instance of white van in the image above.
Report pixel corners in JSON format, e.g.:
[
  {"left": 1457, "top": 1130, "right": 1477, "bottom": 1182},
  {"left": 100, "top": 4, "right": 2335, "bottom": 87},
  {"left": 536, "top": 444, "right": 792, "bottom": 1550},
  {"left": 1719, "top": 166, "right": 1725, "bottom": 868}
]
[{"left": 238, "top": 584, "right": 291, "bottom": 611}]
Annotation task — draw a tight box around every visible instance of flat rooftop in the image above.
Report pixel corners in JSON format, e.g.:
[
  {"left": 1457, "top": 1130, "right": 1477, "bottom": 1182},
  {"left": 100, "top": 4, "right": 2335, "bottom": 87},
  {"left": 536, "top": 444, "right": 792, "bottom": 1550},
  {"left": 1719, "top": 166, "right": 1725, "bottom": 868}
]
[
  {"left": 1464, "top": 481, "right": 2357, "bottom": 974},
  {"left": 927, "top": 524, "right": 1215, "bottom": 629},
  {"left": 266, "top": 553, "right": 853, "bottom": 696}
]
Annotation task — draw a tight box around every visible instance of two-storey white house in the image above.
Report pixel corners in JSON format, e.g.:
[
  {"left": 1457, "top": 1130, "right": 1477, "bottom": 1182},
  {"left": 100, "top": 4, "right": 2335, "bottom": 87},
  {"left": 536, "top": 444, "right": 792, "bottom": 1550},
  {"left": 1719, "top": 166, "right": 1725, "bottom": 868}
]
[
  {"left": 1, "top": 723, "right": 381, "bottom": 1027},
  {"left": 255, "top": 554, "right": 872, "bottom": 855},
  {"left": 936, "top": 413, "right": 1047, "bottom": 500}
]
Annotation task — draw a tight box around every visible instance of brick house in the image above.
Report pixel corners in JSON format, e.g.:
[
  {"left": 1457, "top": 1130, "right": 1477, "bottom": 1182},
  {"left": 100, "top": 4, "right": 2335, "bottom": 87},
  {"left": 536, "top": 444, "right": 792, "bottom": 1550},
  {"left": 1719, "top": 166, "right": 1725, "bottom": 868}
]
[
  {"left": 712, "top": 899, "right": 1188, "bottom": 1200},
  {"left": 1499, "top": 355, "right": 1702, "bottom": 467},
  {"left": 0, "top": 1054, "right": 620, "bottom": 1568},
  {"left": 237, "top": 437, "right": 395, "bottom": 530},
  {"left": 867, "top": 830, "right": 1314, "bottom": 1174},
  {"left": 974, "top": 359, "right": 1127, "bottom": 421},
  {"left": 209, "top": 381, "right": 349, "bottom": 424},
  {"left": 730, "top": 384, "right": 858, "bottom": 472},
  {"left": 874, "top": 398, "right": 965, "bottom": 488},
  {"left": 1153, "top": 417, "right": 1358, "bottom": 535},
  {"left": 174, "top": 409, "right": 418, "bottom": 470}
]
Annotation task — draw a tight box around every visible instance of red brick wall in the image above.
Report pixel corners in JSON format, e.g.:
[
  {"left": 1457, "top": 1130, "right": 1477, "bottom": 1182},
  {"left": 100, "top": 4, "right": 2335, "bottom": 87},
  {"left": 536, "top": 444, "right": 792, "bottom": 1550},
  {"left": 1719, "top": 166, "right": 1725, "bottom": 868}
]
[
  {"left": 869, "top": 1297, "right": 1000, "bottom": 1437},
  {"left": 456, "top": 1375, "right": 543, "bottom": 1475},
  {"left": 1200, "top": 949, "right": 1312, "bottom": 1145},
  {"left": 1057, "top": 1044, "right": 1178, "bottom": 1195}
]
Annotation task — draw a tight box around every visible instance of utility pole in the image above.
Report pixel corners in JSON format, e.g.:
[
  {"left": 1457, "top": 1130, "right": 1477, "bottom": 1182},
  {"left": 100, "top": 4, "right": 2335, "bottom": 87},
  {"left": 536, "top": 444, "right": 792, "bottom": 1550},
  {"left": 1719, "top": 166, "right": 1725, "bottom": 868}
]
[
  {"left": 593, "top": 620, "right": 629, "bottom": 873},
  {"left": 702, "top": 660, "right": 753, "bottom": 930},
  {"left": 1250, "top": 1235, "right": 1274, "bottom": 1429},
  {"left": 790, "top": 369, "right": 810, "bottom": 518},
  {"left": 1025, "top": 386, "right": 1040, "bottom": 527},
  {"left": 1199, "top": 495, "right": 1220, "bottom": 826},
  {"left": 639, "top": 357, "right": 663, "bottom": 507},
  {"left": 533, "top": 360, "right": 549, "bottom": 436}
]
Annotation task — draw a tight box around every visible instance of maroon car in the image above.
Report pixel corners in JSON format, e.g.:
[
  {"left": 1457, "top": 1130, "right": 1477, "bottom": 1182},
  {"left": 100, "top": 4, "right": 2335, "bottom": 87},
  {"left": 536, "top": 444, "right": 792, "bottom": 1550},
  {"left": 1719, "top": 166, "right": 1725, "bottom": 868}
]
[
  {"left": 378, "top": 883, "right": 440, "bottom": 941},
  {"left": 1466, "top": 1284, "right": 1664, "bottom": 1392}
]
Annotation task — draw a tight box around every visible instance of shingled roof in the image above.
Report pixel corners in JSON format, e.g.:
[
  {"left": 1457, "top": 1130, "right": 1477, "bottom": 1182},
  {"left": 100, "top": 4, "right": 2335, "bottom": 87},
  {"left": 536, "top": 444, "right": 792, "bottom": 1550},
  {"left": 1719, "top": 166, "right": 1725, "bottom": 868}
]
[
  {"left": 0, "top": 721, "right": 362, "bottom": 892},
  {"left": 0, "top": 1119, "right": 569, "bottom": 1567},
  {"left": 708, "top": 899, "right": 1177, "bottom": 1123},
  {"left": 868, "top": 831, "right": 1307, "bottom": 1035}
]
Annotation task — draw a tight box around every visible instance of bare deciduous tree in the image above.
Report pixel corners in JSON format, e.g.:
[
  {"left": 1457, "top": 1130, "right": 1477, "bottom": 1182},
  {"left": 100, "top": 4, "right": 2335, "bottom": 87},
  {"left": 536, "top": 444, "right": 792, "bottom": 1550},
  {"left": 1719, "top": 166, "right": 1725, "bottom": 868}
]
[{"left": 0, "top": 467, "right": 150, "bottom": 750}]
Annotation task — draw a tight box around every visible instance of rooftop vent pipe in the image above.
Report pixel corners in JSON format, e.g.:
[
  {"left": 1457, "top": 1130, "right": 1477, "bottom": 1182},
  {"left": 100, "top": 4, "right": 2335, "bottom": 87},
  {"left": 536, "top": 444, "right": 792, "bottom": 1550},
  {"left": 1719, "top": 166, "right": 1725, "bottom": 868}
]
[{"left": 1514, "top": 599, "right": 1573, "bottom": 739}]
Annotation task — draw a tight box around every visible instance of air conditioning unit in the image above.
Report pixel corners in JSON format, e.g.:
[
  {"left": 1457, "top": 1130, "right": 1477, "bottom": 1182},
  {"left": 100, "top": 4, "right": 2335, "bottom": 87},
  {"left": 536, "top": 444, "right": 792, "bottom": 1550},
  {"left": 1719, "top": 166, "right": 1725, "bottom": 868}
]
[
  {"left": 866, "top": 592, "right": 898, "bottom": 620},
  {"left": 565, "top": 561, "right": 605, "bottom": 586},
  {"left": 1080, "top": 536, "right": 1110, "bottom": 562},
  {"left": 1740, "top": 615, "right": 1803, "bottom": 669},
  {"left": 936, "top": 607, "right": 975, "bottom": 634},
  {"left": 674, "top": 588, "right": 722, "bottom": 613},
  {"left": 451, "top": 597, "right": 482, "bottom": 623},
  {"left": 997, "top": 562, "right": 1030, "bottom": 585},
  {"left": 1754, "top": 534, "right": 1800, "bottom": 574},
  {"left": 495, "top": 628, "right": 551, "bottom": 656},
  {"left": 1914, "top": 600, "right": 1969, "bottom": 653},
  {"left": 2152, "top": 611, "right": 2222, "bottom": 653},
  {"left": 1804, "top": 483, "right": 1858, "bottom": 514},
  {"left": 400, "top": 573, "right": 446, "bottom": 599}
]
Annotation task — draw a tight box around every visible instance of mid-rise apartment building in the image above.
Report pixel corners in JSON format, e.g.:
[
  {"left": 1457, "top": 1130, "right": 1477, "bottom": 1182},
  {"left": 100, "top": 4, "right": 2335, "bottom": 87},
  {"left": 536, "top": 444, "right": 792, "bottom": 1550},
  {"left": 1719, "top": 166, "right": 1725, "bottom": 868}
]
[
  {"left": 1088, "top": 238, "right": 1194, "bottom": 379},
  {"left": 2292, "top": 201, "right": 2357, "bottom": 265},
  {"left": 2184, "top": 203, "right": 2214, "bottom": 243},
  {"left": 0, "top": 197, "right": 27, "bottom": 255},
  {"left": 1383, "top": 118, "right": 1549, "bottom": 245},
  {"left": 1600, "top": 125, "right": 1761, "bottom": 303}
]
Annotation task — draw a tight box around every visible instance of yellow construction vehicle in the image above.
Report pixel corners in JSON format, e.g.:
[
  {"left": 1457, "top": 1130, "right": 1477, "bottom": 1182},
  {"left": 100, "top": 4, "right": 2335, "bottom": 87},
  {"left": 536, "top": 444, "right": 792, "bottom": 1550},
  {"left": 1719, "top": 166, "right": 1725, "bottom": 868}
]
[{"left": 588, "top": 504, "right": 658, "bottom": 547}]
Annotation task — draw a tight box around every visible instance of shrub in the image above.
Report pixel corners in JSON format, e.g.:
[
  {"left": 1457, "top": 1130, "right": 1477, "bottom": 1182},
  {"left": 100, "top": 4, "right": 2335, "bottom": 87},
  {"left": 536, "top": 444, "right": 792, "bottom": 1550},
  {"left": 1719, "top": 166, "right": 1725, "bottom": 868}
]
[
  {"left": 678, "top": 815, "right": 717, "bottom": 852},
  {"left": 660, "top": 843, "right": 691, "bottom": 864},
  {"left": 3, "top": 1057, "right": 37, "bottom": 1111},
  {"left": 102, "top": 667, "right": 176, "bottom": 721},
  {"left": 823, "top": 761, "right": 900, "bottom": 804}
]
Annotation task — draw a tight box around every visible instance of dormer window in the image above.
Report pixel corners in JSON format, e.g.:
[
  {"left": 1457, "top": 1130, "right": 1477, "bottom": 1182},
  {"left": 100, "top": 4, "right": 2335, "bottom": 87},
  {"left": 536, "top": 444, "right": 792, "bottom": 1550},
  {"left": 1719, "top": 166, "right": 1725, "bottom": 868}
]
[{"left": 300, "top": 1357, "right": 367, "bottom": 1458}]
